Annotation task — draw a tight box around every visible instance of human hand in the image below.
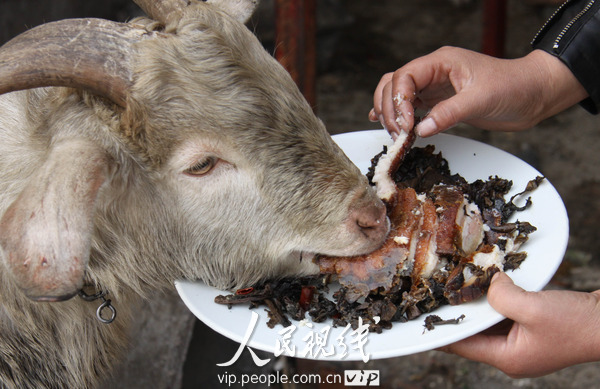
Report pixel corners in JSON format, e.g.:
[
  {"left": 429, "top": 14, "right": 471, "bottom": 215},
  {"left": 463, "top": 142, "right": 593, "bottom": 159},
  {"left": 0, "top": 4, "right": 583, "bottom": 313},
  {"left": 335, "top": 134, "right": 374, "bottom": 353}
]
[
  {"left": 370, "top": 47, "right": 588, "bottom": 138},
  {"left": 439, "top": 272, "right": 600, "bottom": 378}
]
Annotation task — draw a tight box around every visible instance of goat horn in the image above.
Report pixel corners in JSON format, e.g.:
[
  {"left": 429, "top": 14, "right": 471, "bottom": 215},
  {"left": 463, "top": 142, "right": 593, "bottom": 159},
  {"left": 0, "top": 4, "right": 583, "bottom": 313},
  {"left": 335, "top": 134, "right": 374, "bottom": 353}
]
[
  {"left": 0, "top": 18, "right": 149, "bottom": 107},
  {"left": 132, "top": 0, "right": 191, "bottom": 25}
]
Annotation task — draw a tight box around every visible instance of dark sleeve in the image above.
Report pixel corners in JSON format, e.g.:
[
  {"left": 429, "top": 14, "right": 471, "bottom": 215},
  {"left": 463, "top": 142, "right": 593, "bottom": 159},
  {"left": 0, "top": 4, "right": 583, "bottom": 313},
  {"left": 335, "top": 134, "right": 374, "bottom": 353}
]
[{"left": 531, "top": 0, "right": 600, "bottom": 114}]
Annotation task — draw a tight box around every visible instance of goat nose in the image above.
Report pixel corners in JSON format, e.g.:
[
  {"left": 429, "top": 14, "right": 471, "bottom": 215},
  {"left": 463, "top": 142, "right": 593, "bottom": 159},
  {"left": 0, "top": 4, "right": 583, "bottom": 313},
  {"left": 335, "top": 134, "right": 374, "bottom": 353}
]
[{"left": 350, "top": 199, "right": 389, "bottom": 240}]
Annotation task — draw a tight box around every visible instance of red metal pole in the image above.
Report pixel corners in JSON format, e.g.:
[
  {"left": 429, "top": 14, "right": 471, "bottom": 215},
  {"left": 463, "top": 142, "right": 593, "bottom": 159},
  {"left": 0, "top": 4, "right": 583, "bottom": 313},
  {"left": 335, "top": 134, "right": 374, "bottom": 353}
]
[
  {"left": 274, "top": 0, "right": 317, "bottom": 109},
  {"left": 481, "top": 0, "right": 507, "bottom": 57}
]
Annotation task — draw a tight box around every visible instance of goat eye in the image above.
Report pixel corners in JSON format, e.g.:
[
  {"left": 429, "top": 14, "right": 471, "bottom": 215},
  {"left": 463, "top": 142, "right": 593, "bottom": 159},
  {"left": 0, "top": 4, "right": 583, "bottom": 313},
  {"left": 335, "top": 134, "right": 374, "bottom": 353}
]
[{"left": 185, "top": 157, "right": 217, "bottom": 176}]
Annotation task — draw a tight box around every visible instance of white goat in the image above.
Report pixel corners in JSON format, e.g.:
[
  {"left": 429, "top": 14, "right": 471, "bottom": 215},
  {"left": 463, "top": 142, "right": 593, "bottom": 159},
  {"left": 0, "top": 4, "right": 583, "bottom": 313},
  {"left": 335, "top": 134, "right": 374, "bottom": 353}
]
[{"left": 0, "top": 0, "right": 388, "bottom": 387}]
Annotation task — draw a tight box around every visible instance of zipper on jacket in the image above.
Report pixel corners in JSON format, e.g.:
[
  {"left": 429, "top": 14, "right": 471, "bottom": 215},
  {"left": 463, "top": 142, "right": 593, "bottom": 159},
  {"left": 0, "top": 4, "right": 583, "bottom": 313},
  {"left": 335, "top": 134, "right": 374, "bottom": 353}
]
[
  {"left": 552, "top": 0, "right": 595, "bottom": 51},
  {"left": 531, "top": 0, "right": 574, "bottom": 46}
]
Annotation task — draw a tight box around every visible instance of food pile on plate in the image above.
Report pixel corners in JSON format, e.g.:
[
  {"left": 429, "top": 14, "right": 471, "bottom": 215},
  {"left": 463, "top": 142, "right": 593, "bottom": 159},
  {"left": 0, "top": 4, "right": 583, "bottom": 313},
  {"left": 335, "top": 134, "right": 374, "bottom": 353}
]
[{"left": 216, "top": 132, "right": 541, "bottom": 332}]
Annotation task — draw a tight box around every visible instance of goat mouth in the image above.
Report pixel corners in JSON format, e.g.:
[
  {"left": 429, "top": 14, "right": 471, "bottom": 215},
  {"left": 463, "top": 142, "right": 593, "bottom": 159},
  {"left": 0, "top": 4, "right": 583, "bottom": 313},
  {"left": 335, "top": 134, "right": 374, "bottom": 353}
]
[
  {"left": 298, "top": 251, "right": 316, "bottom": 263},
  {"left": 27, "top": 291, "right": 79, "bottom": 302}
]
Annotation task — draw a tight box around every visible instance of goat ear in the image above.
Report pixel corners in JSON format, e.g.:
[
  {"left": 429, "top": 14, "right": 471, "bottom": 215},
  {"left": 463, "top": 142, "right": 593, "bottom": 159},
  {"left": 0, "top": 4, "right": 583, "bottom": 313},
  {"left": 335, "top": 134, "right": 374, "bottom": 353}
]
[
  {"left": 0, "top": 139, "right": 108, "bottom": 301},
  {"left": 206, "top": 0, "right": 259, "bottom": 24}
]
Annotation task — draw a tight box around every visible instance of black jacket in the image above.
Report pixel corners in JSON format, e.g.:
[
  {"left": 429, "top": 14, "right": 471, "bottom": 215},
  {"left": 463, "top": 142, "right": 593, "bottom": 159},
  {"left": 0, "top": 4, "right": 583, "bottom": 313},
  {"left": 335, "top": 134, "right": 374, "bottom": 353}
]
[{"left": 532, "top": 0, "right": 600, "bottom": 113}]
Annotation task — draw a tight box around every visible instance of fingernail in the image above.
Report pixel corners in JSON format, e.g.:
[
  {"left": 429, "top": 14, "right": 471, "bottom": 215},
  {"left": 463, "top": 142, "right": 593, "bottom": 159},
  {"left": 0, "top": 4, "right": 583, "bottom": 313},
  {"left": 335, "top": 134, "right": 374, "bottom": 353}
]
[
  {"left": 491, "top": 271, "right": 506, "bottom": 283},
  {"left": 379, "top": 114, "right": 401, "bottom": 139},
  {"left": 378, "top": 115, "right": 387, "bottom": 130},
  {"left": 395, "top": 112, "right": 408, "bottom": 132},
  {"left": 491, "top": 272, "right": 501, "bottom": 283},
  {"left": 368, "top": 108, "right": 377, "bottom": 122},
  {"left": 416, "top": 117, "right": 437, "bottom": 137}
]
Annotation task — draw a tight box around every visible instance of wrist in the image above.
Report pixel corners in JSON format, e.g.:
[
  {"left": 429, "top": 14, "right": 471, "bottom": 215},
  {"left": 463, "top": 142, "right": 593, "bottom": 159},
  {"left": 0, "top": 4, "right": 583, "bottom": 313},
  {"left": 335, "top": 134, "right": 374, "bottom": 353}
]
[
  {"left": 525, "top": 49, "right": 588, "bottom": 121},
  {"left": 588, "top": 290, "right": 600, "bottom": 362}
]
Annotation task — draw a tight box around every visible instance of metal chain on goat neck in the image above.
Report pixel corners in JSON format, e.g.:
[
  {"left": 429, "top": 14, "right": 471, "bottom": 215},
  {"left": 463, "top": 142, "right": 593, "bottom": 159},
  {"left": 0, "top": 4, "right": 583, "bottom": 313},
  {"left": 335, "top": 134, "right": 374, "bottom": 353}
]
[{"left": 79, "top": 287, "right": 117, "bottom": 324}]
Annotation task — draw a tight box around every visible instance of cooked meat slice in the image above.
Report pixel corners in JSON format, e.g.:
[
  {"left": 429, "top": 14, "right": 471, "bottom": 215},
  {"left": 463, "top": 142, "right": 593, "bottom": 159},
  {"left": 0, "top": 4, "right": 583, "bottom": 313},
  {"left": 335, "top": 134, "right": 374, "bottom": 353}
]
[
  {"left": 412, "top": 196, "right": 439, "bottom": 280},
  {"left": 430, "top": 185, "right": 464, "bottom": 255},
  {"left": 371, "top": 130, "right": 416, "bottom": 206}
]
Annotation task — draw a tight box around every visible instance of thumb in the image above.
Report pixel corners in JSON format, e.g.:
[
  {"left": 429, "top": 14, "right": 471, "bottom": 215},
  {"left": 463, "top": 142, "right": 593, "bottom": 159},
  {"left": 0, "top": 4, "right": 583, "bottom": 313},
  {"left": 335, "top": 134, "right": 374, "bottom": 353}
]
[
  {"left": 415, "top": 90, "right": 480, "bottom": 137},
  {"left": 486, "top": 272, "right": 535, "bottom": 321},
  {"left": 439, "top": 273, "right": 530, "bottom": 365}
]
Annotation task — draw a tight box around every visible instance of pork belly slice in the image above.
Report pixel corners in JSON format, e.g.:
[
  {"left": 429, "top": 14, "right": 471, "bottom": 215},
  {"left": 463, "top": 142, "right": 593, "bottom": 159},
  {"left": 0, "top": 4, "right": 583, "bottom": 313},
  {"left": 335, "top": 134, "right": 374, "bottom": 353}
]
[
  {"left": 411, "top": 195, "right": 439, "bottom": 281},
  {"left": 318, "top": 185, "right": 491, "bottom": 304},
  {"left": 319, "top": 188, "right": 444, "bottom": 301},
  {"left": 318, "top": 244, "right": 409, "bottom": 303},
  {"left": 431, "top": 185, "right": 485, "bottom": 257},
  {"left": 371, "top": 130, "right": 416, "bottom": 205},
  {"left": 319, "top": 188, "right": 422, "bottom": 302},
  {"left": 458, "top": 200, "right": 485, "bottom": 255},
  {"left": 431, "top": 185, "right": 463, "bottom": 256},
  {"left": 391, "top": 187, "right": 423, "bottom": 271}
]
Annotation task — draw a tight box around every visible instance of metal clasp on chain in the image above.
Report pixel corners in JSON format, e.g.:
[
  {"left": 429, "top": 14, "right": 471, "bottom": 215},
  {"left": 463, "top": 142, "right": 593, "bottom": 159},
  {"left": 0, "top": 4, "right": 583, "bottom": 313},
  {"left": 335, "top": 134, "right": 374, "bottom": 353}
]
[{"left": 79, "top": 288, "right": 117, "bottom": 324}]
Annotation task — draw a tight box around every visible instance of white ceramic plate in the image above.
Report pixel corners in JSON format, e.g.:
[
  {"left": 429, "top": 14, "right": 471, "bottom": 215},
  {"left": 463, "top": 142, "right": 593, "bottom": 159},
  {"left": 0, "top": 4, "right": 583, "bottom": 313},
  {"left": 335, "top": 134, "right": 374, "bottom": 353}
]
[{"left": 175, "top": 130, "right": 568, "bottom": 361}]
